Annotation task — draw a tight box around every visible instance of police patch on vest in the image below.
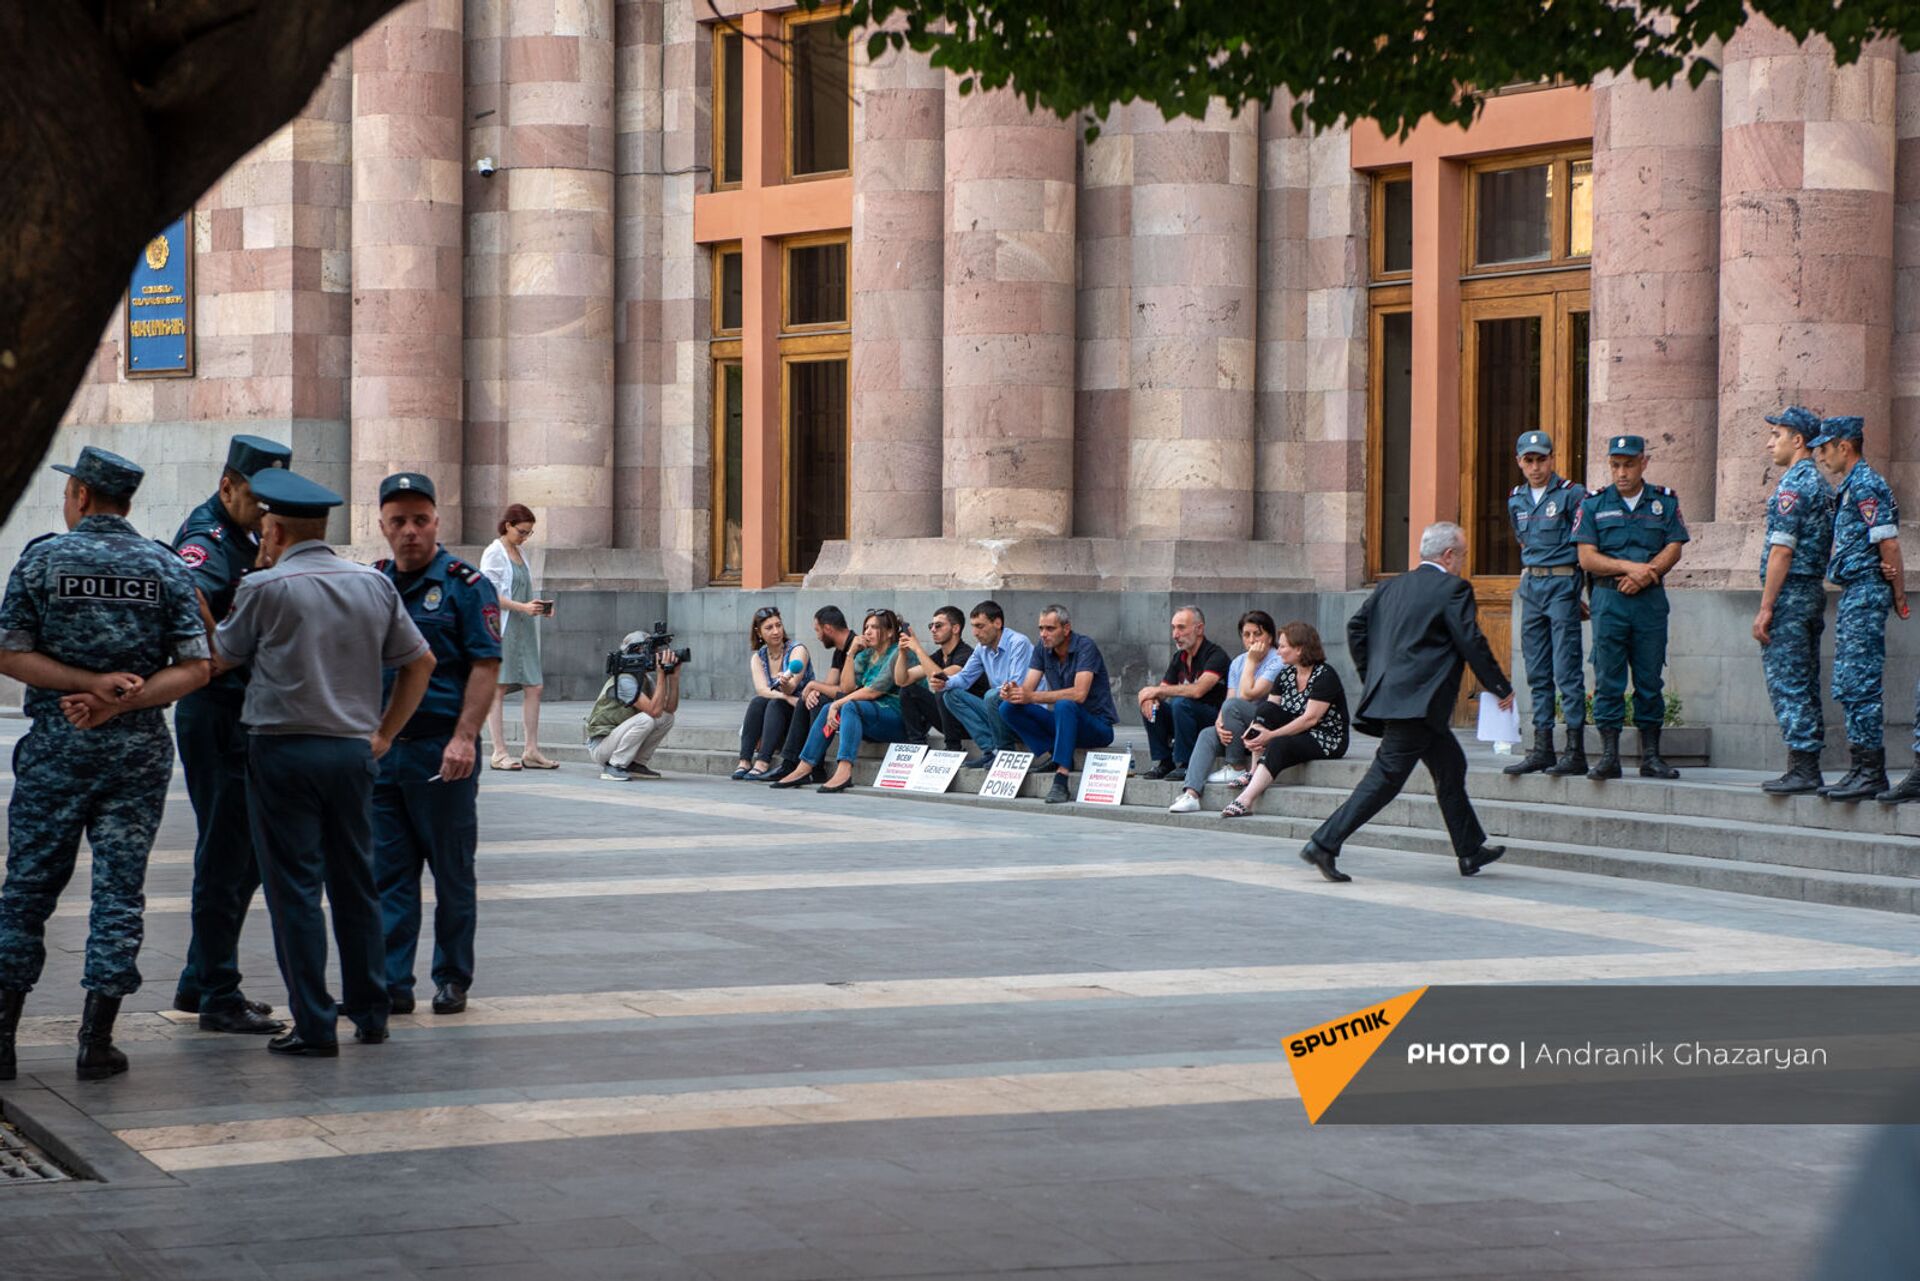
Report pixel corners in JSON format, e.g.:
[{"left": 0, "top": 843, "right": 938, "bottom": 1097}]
[
  {"left": 424, "top": 585, "right": 444, "bottom": 611},
  {"left": 1544, "top": 502, "right": 1557, "bottom": 518},
  {"left": 1652, "top": 500, "right": 1663, "bottom": 515},
  {"left": 1778, "top": 490, "right": 1799, "bottom": 514},
  {"left": 56, "top": 572, "right": 161, "bottom": 605},
  {"left": 178, "top": 544, "right": 208, "bottom": 569},
  {"left": 483, "top": 603, "right": 501, "bottom": 640}
]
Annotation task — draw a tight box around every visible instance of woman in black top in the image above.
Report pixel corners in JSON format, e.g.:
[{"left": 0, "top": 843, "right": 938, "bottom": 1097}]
[{"left": 1221, "top": 621, "right": 1349, "bottom": 818}]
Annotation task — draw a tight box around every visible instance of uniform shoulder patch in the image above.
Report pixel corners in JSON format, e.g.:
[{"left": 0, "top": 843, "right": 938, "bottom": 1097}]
[
  {"left": 21, "top": 532, "right": 55, "bottom": 553},
  {"left": 445, "top": 558, "right": 485, "bottom": 586},
  {"left": 1510, "top": 484, "right": 1522, "bottom": 498}
]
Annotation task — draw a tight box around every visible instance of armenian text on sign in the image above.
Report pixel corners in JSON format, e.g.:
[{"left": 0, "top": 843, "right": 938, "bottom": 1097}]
[{"left": 125, "top": 213, "right": 193, "bottom": 377}]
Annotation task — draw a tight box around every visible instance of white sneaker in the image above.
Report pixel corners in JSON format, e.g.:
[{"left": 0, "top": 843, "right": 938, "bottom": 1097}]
[
  {"left": 1167, "top": 791, "right": 1200, "bottom": 814},
  {"left": 1205, "top": 767, "right": 1239, "bottom": 785}
]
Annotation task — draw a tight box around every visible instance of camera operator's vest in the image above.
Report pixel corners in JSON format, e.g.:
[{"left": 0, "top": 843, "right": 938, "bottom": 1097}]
[{"left": 584, "top": 674, "right": 650, "bottom": 741}]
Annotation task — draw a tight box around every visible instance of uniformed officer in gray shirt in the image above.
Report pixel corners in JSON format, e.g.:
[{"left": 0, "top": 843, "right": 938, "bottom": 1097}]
[{"left": 212, "top": 469, "right": 435, "bottom": 1057}]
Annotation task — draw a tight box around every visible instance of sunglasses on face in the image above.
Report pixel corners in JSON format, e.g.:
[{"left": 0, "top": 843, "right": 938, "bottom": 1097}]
[{"left": 754, "top": 607, "right": 781, "bottom": 623}]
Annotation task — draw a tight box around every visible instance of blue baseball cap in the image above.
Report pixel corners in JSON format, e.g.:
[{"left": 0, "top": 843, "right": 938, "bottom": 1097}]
[
  {"left": 1764, "top": 405, "right": 1822, "bottom": 440},
  {"left": 1605, "top": 434, "right": 1646, "bottom": 457},
  {"left": 1515, "top": 431, "right": 1553, "bottom": 457},
  {"left": 250, "top": 468, "right": 343, "bottom": 521},
  {"left": 1808, "top": 415, "right": 1864, "bottom": 449},
  {"left": 52, "top": 446, "right": 144, "bottom": 499}
]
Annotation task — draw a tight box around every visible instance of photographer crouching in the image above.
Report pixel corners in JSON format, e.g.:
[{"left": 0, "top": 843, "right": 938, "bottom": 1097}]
[{"left": 586, "top": 625, "right": 688, "bottom": 781}]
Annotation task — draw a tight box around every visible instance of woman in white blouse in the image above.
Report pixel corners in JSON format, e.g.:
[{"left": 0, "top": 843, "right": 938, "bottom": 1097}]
[{"left": 481, "top": 503, "right": 557, "bottom": 769}]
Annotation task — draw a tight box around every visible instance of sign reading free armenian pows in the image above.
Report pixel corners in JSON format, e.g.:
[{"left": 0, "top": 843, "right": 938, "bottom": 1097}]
[{"left": 124, "top": 212, "right": 194, "bottom": 378}]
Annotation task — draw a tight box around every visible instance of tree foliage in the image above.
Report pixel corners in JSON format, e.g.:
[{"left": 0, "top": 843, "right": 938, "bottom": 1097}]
[{"left": 817, "top": 0, "right": 1920, "bottom": 135}]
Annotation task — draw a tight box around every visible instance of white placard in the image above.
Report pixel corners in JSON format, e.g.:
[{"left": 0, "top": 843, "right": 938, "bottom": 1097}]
[
  {"left": 978, "top": 750, "right": 1033, "bottom": 800},
  {"left": 1075, "top": 751, "right": 1132, "bottom": 805},
  {"left": 904, "top": 749, "right": 967, "bottom": 794},
  {"left": 874, "top": 742, "right": 927, "bottom": 789},
  {"left": 1475, "top": 691, "right": 1522, "bottom": 745}
]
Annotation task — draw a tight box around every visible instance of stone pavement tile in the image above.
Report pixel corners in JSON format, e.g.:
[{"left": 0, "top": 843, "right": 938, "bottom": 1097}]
[
  {"left": 1295, "top": 1245, "right": 1584, "bottom": 1279},
  {"left": 129, "top": 1243, "right": 275, "bottom": 1280},
  {"left": 8, "top": 1254, "right": 134, "bottom": 1281},
  {"left": 682, "top": 1246, "right": 872, "bottom": 1280},
  {"left": 925, "top": 1221, "right": 1128, "bottom": 1270},
  {"left": 750, "top": 1197, "right": 920, "bottom": 1240},
  {"left": 813, "top": 1231, "right": 996, "bottom": 1278},
  {"left": 1553, "top": 1234, "right": 1807, "bottom": 1272},
  {"left": 627, "top": 1206, "right": 810, "bottom": 1256},
  {"left": 425, "top": 1246, "right": 717, "bottom": 1281},
  {"left": 493, "top": 1214, "right": 658, "bottom": 1253},
  {"left": 978, "top": 1183, "right": 1256, "bottom": 1264},
  {"left": 268, "top": 1261, "right": 423, "bottom": 1281},
  {"left": 1383, "top": 1198, "right": 1759, "bottom": 1250},
  {"left": 253, "top": 1226, "right": 537, "bottom": 1270}
]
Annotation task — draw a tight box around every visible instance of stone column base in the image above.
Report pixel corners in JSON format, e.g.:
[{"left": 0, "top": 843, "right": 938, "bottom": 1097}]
[{"left": 803, "top": 537, "right": 1319, "bottom": 594}]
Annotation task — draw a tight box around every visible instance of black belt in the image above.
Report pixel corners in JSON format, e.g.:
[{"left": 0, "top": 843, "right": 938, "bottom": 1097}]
[{"left": 1522, "top": 565, "right": 1579, "bottom": 578}]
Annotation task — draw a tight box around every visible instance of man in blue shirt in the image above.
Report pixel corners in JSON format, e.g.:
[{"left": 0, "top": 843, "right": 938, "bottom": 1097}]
[
  {"left": 372, "top": 473, "right": 501, "bottom": 1016},
  {"left": 1810, "top": 416, "right": 1908, "bottom": 801},
  {"left": 998, "top": 604, "right": 1120, "bottom": 804},
  {"left": 1753, "top": 407, "right": 1836, "bottom": 795},
  {"left": 942, "top": 599, "right": 1036, "bottom": 769},
  {"left": 1505, "top": 430, "right": 1589, "bottom": 776}
]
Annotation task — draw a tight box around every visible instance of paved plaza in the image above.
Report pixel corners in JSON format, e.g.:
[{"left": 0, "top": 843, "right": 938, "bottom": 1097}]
[{"left": 2, "top": 718, "right": 1916, "bottom": 1280}]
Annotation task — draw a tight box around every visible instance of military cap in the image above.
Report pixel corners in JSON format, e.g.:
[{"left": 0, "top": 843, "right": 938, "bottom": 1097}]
[
  {"left": 51, "top": 446, "right": 144, "bottom": 499},
  {"left": 1764, "top": 405, "right": 1822, "bottom": 439},
  {"left": 1514, "top": 430, "right": 1553, "bottom": 458},
  {"left": 225, "top": 434, "right": 292, "bottom": 479},
  {"left": 1605, "top": 434, "right": 1646, "bottom": 457},
  {"left": 250, "top": 468, "right": 343, "bottom": 521},
  {"left": 1808, "top": 415, "right": 1865, "bottom": 449},
  {"left": 378, "top": 472, "right": 437, "bottom": 505}
]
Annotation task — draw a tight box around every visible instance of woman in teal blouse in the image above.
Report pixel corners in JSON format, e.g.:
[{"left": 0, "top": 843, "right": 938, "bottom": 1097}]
[{"left": 770, "top": 609, "right": 905, "bottom": 793}]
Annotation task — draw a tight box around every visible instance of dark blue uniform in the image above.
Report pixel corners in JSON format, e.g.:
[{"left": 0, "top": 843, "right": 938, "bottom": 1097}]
[
  {"left": 1828, "top": 459, "right": 1900, "bottom": 751},
  {"left": 1761, "top": 458, "right": 1835, "bottom": 755},
  {"left": 1574, "top": 482, "right": 1690, "bottom": 729},
  {"left": 1509, "top": 473, "right": 1587, "bottom": 732},
  {"left": 374, "top": 549, "right": 501, "bottom": 1002},
  {"left": 170, "top": 494, "right": 267, "bottom": 1015},
  {"left": 0, "top": 517, "right": 207, "bottom": 999}
]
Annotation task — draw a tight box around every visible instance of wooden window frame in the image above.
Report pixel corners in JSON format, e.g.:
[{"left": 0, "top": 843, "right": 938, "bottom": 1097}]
[
  {"left": 781, "top": 231, "right": 852, "bottom": 335},
  {"left": 712, "top": 242, "right": 743, "bottom": 337},
  {"left": 1369, "top": 169, "right": 1413, "bottom": 283},
  {"left": 711, "top": 25, "right": 743, "bottom": 192},
  {"left": 1462, "top": 147, "right": 1592, "bottom": 277},
  {"left": 777, "top": 344, "right": 852, "bottom": 581},
  {"left": 1365, "top": 285, "right": 1412, "bottom": 581},
  {"left": 783, "top": 4, "right": 852, "bottom": 185},
  {"left": 709, "top": 347, "right": 744, "bottom": 585}
]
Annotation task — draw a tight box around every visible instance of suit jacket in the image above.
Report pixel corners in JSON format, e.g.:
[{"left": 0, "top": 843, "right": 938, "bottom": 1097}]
[{"left": 1348, "top": 564, "right": 1512, "bottom": 735}]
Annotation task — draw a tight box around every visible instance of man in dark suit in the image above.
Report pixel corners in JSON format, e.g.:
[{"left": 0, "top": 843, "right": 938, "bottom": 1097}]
[{"left": 1301, "top": 522, "right": 1515, "bottom": 883}]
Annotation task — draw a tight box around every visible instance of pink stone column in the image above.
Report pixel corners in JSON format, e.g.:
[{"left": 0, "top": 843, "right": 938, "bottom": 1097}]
[
  {"left": 851, "top": 29, "right": 943, "bottom": 540},
  {"left": 613, "top": 0, "right": 664, "bottom": 551},
  {"left": 1590, "top": 65, "right": 1720, "bottom": 514},
  {"left": 350, "top": 0, "right": 465, "bottom": 543},
  {"left": 1254, "top": 98, "right": 1310, "bottom": 548},
  {"left": 1718, "top": 24, "right": 1896, "bottom": 521},
  {"left": 503, "top": 0, "right": 617, "bottom": 548},
  {"left": 1893, "top": 51, "right": 1920, "bottom": 501},
  {"left": 1123, "top": 103, "right": 1259, "bottom": 541},
  {"left": 942, "top": 82, "right": 1077, "bottom": 539},
  {"left": 1072, "top": 103, "right": 1137, "bottom": 539}
]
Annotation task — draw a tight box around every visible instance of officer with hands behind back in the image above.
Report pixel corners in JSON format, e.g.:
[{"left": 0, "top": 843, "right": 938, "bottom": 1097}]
[
  {"left": 171, "top": 434, "right": 291, "bottom": 1033},
  {"left": 1753, "top": 407, "right": 1836, "bottom": 796},
  {"left": 372, "top": 473, "right": 501, "bottom": 1017},
  {"left": 0, "top": 448, "right": 211, "bottom": 1082}
]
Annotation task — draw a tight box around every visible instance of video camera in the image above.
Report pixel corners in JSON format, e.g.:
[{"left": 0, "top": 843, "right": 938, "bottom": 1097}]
[{"left": 606, "top": 622, "right": 693, "bottom": 677}]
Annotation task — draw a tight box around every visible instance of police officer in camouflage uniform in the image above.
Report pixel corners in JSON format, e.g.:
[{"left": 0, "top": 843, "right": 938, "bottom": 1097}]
[
  {"left": 1810, "top": 416, "right": 1908, "bottom": 801},
  {"left": 1573, "top": 435, "right": 1690, "bottom": 781},
  {"left": 1753, "top": 407, "right": 1836, "bottom": 796},
  {"left": 1503, "top": 430, "right": 1589, "bottom": 776},
  {"left": 171, "top": 435, "right": 291, "bottom": 1034},
  {"left": 0, "top": 449, "right": 210, "bottom": 1082},
  {"left": 372, "top": 472, "right": 500, "bottom": 1018}
]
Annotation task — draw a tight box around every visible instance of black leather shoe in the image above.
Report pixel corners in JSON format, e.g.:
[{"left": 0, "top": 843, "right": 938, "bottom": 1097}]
[
  {"left": 1044, "top": 773, "right": 1073, "bottom": 804},
  {"left": 432, "top": 984, "right": 468, "bottom": 1015},
  {"left": 1503, "top": 727, "right": 1556, "bottom": 776},
  {"left": 769, "top": 770, "right": 816, "bottom": 790},
  {"left": 961, "top": 752, "right": 996, "bottom": 771},
  {"left": 268, "top": 1031, "right": 338, "bottom": 1057},
  {"left": 1298, "top": 841, "right": 1352, "bottom": 883},
  {"left": 176, "top": 992, "right": 274, "bottom": 1017},
  {"left": 818, "top": 778, "right": 854, "bottom": 794},
  {"left": 198, "top": 1005, "right": 287, "bottom": 1035},
  {"left": 353, "top": 1025, "right": 389, "bottom": 1045},
  {"left": 1458, "top": 845, "right": 1506, "bottom": 877},
  {"left": 388, "top": 991, "right": 416, "bottom": 1015},
  {"left": 76, "top": 993, "right": 128, "bottom": 1080},
  {"left": 1142, "top": 760, "right": 1176, "bottom": 781}
]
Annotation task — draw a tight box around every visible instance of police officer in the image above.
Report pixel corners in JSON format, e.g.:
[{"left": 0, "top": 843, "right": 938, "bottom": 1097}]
[
  {"left": 1753, "top": 407, "right": 1836, "bottom": 795},
  {"left": 372, "top": 473, "right": 500, "bottom": 1017},
  {"left": 1808, "top": 415, "right": 1907, "bottom": 801},
  {"left": 212, "top": 470, "right": 435, "bottom": 1056},
  {"left": 1573, "top": 435, "right": 1690, "bottom": 780},
  {"left": 1503, "top": 430, "right": 1589, "bottom": 776},
  {"left": 0, "top": 448, "right": 210, "bottom": 1081},
  {"left": 171, "top": 435, "right": 291, "bottom": 1034}
]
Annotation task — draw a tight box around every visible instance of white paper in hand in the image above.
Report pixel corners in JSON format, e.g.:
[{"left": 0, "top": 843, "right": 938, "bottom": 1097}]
[{"left": 1476, "top": 691, "right": 1522, "bottom": 745}]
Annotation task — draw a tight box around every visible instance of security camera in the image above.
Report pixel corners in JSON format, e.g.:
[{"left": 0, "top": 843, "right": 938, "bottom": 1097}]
[{"left": 475, "top": 157, "right": 497, "bottom": 177}]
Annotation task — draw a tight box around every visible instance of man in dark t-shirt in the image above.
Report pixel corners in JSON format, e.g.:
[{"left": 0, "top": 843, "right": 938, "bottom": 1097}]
[
  {"left": 1137, "top": 606, "right": 1230, "bottom": 780},
  {"left": 893, "top": 605, "right": 986, "bottom": 746}
]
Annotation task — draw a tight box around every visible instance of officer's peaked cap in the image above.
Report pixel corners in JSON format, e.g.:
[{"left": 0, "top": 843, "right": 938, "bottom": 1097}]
[
  {"left": 226, "top": 434, "right": 292, "bottom": 479},
  {"left": 250, "top": 468, "right": 342, "bottom": 520}
]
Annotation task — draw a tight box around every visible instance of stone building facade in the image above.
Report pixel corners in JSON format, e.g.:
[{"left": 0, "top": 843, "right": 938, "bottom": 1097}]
[{"left": 9, "top": 1, "right": 1920, "bottom": 764}]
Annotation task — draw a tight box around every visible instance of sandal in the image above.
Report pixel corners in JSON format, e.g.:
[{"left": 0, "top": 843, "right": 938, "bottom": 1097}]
[
  {"left": 519, "top": 752, "right": 560, "bottom": 770},
  {"left": 490, "top": 753, "right": 524, "bottom": 771},
  {"left": 1220, "top": 799, "right": 1252, "bottom": 819}
]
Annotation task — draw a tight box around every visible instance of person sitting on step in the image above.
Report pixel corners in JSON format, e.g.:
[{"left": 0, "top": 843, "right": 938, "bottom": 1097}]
[{"left": 1219, "top": 622, "right": 1350, "bottom": 818}]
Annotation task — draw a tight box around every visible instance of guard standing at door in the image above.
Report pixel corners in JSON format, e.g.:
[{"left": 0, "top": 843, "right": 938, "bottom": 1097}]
[
  {"left": 1503, "top": 430, "right": 1588, "bottom": 776},
  {"left": 371, "top": 472, "right": 501, "bottom": 1018},
  {"left": 1752, "top": 406, "right": 1835, "bottom": 796},
  {"left": 1573, "top": 435, "right": 1690, "bottom": 781},
  {"left": 171, "top": 434, "right": 291, "bottom": 1034}
]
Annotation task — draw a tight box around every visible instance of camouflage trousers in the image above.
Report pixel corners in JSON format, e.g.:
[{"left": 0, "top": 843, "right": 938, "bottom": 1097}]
[
  {"left": 1833, "top": 580, "right": 1892, "bottom": 750},
  {"left": 1763, "top": 577, "right": 1828, "bottom": 754},
  {"left": 0, "top": 712, "right": 173, "bottom": 996}
]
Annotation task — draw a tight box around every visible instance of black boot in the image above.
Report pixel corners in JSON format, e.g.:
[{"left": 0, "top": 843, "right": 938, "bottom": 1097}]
[
  {"left": 1545, "top": 726, "right": 1588, "bottom": 776},
  {"left": 1503, "top": 725, "right": 1555, "bottom": 775},
  {"left": 1637, "top": 726, "right": 1680, "bottom": 779},
  {"left": 1820, "top": 744, "right": 1866, "bottom": 799},
  {"left": 0, "top": 989, "right": 23, "bottom": 1082},
  {"left": 1587, "top": 728, "right": 1622, "bottom": 780},
  {"left": 75, "top": 992, "right": 128, "bottom": 1081},
  {"left": 1876, "top": 752, "right": 1920, "bottom": 804},
  {"left": 1828, "top": 747, "right": 1889, "bottom": 802},
  {"left": 1762, "top": 749, "right": 1827, "bottom": 796}
]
